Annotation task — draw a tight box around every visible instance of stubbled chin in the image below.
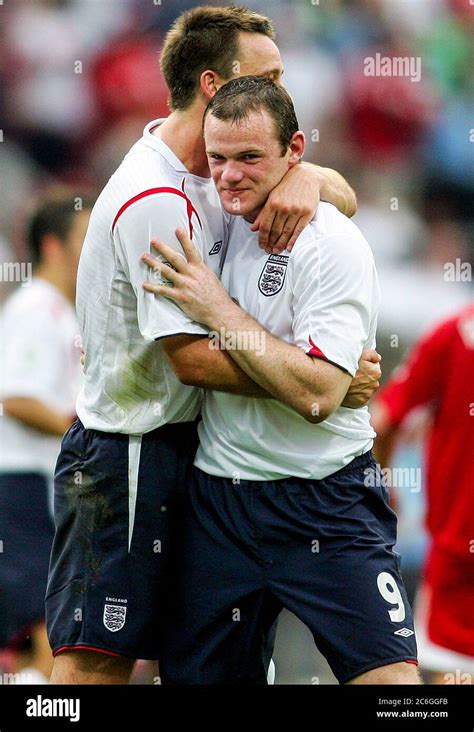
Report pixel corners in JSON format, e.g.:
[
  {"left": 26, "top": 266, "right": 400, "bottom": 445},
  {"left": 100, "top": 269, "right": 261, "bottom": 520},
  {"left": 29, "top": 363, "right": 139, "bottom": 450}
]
[{"left": 221, "top": 199, "right": 250, "bottom": 215}]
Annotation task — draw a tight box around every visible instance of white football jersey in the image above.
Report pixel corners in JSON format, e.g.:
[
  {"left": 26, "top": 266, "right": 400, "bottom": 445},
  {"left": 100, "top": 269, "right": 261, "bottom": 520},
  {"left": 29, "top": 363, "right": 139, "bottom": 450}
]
[
  {"left": 196, "top": 202, "right": 380, "bottom": 480},
  {"left": 0, "top": 278, "right": 82, "bottom": 477},
  {"left": 76, "top": 120, "right": 225, "bottom": 434}
]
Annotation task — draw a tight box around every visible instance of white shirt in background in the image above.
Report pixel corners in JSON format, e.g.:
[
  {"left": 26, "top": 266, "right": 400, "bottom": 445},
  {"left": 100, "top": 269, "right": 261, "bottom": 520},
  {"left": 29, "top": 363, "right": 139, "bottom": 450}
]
[{"left": 0, "top": 277, "right": 82, "bottom": 478}]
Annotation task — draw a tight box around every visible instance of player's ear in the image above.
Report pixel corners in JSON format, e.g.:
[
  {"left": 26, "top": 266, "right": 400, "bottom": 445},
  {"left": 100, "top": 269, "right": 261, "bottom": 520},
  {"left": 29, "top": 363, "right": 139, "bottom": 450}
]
[
  {"left": 200, "top": 70, "right": 226, "bottom": 101},
  {"left": 288, "top": 131, "right": 305, "bottom": 166}
]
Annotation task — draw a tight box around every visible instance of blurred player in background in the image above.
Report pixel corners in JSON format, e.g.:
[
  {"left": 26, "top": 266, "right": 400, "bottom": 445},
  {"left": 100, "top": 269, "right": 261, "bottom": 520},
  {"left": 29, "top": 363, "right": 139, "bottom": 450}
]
[
  {"left": 0, "top": 190, "right": 91, "bottom": 683},
  {"left": 371, "top": 302, "right": 474, "bottom": 683},
  {"left": 143, "top": 77, "right": 417, "bottom": 685},
  {"left": 45, "top": 5, "right": 371, "bottom": 685}
]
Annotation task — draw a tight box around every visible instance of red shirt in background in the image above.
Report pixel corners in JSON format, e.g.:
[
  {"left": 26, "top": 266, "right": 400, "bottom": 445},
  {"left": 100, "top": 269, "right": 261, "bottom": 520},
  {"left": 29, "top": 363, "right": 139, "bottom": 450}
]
[
  {"left": 376, "top": 304, "right": 474, "bottom": 655},
  {"left": 377, "top": 303, "right": 474, "bottom": 559}
]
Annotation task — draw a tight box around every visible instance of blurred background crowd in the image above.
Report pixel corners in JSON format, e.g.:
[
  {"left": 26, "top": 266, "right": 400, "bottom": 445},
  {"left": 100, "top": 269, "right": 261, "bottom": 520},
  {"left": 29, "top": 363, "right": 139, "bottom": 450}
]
[{"left": 0, "top": 0, "right": 473, "bottom": 684}]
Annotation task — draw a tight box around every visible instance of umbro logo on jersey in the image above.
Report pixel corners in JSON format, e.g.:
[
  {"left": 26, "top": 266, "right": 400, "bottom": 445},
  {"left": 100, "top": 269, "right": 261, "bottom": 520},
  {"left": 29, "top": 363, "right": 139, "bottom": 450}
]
[
  {"left": 394, "top": 628, "right": 414, "bottom": 637},
  {"left": 258, "top": 254, "right": 288, "bottom": 297},
  {"left": 209, "top": 240, "right": 223, "bottom": 255}
]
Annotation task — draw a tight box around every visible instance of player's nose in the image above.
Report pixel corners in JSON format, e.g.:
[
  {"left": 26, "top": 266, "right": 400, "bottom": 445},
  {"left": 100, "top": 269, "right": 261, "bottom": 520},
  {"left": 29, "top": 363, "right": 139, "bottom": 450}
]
[{"left": 221, "top": 162, "right": 244, "bottom": 183}]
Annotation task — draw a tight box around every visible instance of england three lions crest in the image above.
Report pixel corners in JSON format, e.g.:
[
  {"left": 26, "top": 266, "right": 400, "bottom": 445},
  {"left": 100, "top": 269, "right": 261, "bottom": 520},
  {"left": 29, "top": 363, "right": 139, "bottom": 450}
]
[
  {"left": 258, "top": 254, "right": 288, "bottom": 297},
  {"left": 103, "top": 604, "right": 127, "bottom": 632}
]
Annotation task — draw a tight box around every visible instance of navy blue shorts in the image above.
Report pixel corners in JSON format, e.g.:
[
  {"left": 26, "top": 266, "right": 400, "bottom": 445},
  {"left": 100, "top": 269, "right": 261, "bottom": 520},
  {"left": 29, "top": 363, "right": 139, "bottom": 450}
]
[
  {"left": 45, "top": 418, "right": 198, "bottom": 660},
  {"left": 159, "top": 452, "right": 418, "bottom": 684},
  {"left": 0, "top": 473, "right": 54, "bottom": 648}
]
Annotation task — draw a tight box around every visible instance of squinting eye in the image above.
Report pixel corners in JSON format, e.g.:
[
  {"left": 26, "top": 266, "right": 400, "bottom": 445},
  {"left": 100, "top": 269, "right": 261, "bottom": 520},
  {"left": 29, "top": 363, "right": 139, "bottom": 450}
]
[
  {"left": 209, "top": 154, "right": 224, "bottom": 161},
  {"left": 242, "top": 154, "right": 259, "bottom": 161}
]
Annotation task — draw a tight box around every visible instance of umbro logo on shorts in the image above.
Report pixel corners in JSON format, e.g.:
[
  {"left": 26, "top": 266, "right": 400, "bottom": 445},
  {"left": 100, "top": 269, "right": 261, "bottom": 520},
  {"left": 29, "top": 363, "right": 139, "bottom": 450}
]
[{"left": 394, "top": 627, "right": 414, "bottom": 637}]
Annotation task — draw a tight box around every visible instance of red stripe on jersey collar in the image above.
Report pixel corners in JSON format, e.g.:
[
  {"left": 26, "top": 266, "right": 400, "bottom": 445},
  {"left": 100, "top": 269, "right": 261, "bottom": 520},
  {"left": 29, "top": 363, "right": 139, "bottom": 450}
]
[{"left": 112, "top": 183, "right": 202, "bottom": 239}]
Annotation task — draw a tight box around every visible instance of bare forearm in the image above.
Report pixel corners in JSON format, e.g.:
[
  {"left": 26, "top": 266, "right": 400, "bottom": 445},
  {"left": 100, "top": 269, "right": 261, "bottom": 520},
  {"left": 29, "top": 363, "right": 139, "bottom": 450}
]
[
  {"left": 373, "top": 430, "right": 398, "bottom": 468},
  {"left": 371, "top": 402, "right": 398, "bottom": 466},
  {"left": 309, "top": 163, "right": 357, "bottom": 217},
  {"left": 187, "top": 343, "right": 271, "bottom": 396},
  {"left": 161, "top": 336, "right": 270, "bottom": 396},
  {"left": 206, "top": 304, "right": 350, "bottom": 421},
  {"left": 3, "top": 397, "right": 74, "bottom": 437}
]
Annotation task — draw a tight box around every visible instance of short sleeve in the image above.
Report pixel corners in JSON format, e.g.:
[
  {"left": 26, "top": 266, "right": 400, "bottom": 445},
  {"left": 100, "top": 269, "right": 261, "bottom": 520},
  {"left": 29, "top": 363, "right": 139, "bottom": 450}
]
[
  {"left": 291, "top": 233, "right": 378, "bottom": 377},
  {"left": 113, "top": 191, "right": 208, "bottom": 342}
]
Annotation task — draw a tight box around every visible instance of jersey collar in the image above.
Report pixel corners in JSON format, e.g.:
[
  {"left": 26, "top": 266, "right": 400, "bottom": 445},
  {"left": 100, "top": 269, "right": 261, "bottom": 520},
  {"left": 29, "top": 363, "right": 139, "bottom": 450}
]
[{"left": 142, "top": 118, "right": 189, "bottom": 173}]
